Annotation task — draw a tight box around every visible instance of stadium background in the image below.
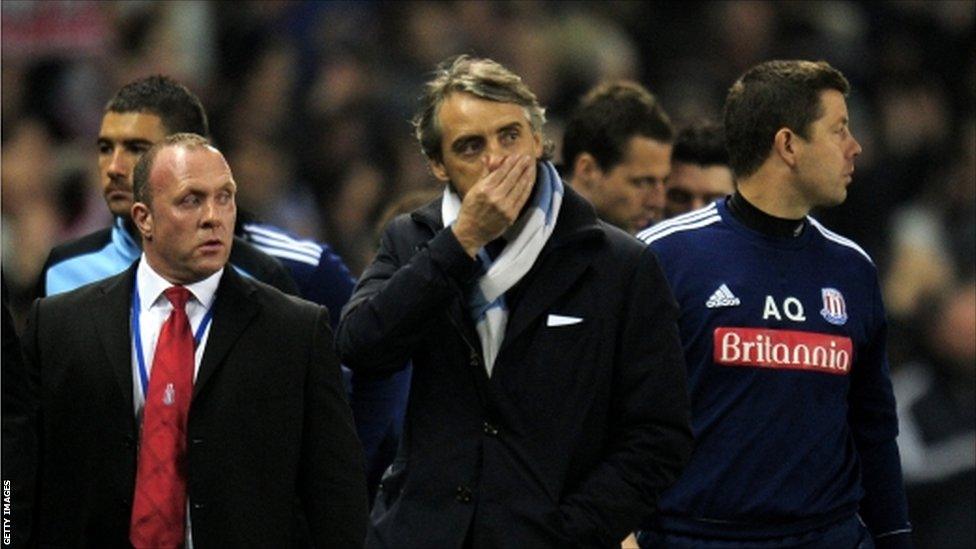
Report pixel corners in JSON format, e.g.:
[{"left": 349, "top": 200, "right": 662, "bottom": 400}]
[{"left": 1, "top": 2, "right": 972, "bottom": 547}]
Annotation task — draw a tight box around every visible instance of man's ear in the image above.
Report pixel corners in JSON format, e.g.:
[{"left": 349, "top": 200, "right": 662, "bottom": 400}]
[
  {"left": 429, "top": 159, "right": 450, "bottom": 182},
  {"left": 572, "top": 152, "right": 603, "bottom": 190},
  {"left": 131, "top": 202, "right": 154, "bottom": 241},
  {"left": 774, "top": 128, "right": 800, "bottom": 168}
]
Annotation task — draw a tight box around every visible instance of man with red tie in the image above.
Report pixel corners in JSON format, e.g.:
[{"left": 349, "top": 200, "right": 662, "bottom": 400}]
[{"left": 22, "top": 133, "right": 367, "bottom": 547}]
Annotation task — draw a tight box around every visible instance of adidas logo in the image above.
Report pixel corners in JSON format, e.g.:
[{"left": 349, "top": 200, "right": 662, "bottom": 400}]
[{"left": 706, "top": 284, "right": 741, "bottom": 308}]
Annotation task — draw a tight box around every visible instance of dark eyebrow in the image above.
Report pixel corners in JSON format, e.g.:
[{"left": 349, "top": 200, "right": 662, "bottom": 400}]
[
  {"left": 497, "top": 122, "right": 521, "bottom": 134},
  {"left": 97, "top": 137, "right": 155, "bottom": 148},
  {"left": 451, "top": 135, "right": 483, "bottom": 153}
]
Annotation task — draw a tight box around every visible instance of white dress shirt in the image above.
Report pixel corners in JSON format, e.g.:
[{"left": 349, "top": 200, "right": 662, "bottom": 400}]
[{"left": 131, "top": 255, "right": 221, "bottom": 416}]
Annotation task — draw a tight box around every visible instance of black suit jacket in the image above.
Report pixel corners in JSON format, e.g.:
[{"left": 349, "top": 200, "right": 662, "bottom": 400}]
[{"left": 22, "top": 263, "right": 367, "bottom": 547}]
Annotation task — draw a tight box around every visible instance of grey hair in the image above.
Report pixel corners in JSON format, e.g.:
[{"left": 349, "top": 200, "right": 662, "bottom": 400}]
[{"left": 412, "top": 55, "right": 553, "bottom": 163}]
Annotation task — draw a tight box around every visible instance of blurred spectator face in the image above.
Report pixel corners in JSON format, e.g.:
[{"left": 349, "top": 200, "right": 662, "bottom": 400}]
[
  {"left": 576, "top": 136, "right": 671, "bottom": 232},
  {"left": 97, "top": 111, "right": 168, "bottom": 217},
  {"left": 665, "top": 162, "right": 734, "bottom": 217},
  {"left": 932, "top": 283, "right": 976, "bottom": 374},
  {"left": 429, "top": 92, "right": 543, "bottom": 198},
  {"left": 793, "top": 90, "right": 862, "bottom": 209}
]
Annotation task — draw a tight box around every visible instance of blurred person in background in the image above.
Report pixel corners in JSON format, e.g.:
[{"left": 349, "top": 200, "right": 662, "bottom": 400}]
[
  {"left": 638, "top": 60, "right": 913, "bottom": 548},
  {"left": 893, "top": 280, "right": 975, "bottom": 549},
  {"left": 561, "top": 81, "right": 673, "bottom": 233},
  {"left": 337, "top": 55, "right": 692, "bottom": 548},
  {"left": 664, "top": 121, "right": 734, "bottom": 219}
]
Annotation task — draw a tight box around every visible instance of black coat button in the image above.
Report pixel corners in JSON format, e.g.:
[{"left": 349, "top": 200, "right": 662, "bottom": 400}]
[
  {"left": 482, "top": 421, "right": 499, "bottom": 436},
  {"left": 455, "top": 485, "right": 473, "bottom": 503}
]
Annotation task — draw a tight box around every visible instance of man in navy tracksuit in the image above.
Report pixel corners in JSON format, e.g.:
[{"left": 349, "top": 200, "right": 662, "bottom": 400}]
[{"left": 637, "top": 60, "right": 913, "bottom": 548}]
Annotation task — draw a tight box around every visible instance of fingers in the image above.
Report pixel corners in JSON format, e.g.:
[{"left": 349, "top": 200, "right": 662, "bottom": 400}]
[
  {"left": 479, "top": 154, "right": 521, "bottom": 192},
  {"left": 499, "top": 156, "right": 535, "bottom": 213},
  {"left": 453, "top": 154, "right": 537, "bottom": 256}
]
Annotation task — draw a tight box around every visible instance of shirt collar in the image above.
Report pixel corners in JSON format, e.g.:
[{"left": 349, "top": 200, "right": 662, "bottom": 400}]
[
  {"left": 136, "top": 254, "right": 223, "bottom": 312},
  {"left": 112, "top": 217, "right": 143, "bottom": 261}
]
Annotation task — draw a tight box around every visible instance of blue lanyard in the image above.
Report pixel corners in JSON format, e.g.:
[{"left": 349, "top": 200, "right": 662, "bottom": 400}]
[{"left": 131, "top": 281, "right": 215, "bottom": 398}]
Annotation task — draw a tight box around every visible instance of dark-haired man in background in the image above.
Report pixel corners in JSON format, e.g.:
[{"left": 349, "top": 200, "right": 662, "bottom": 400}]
[
  {"left": 638, "top": 60, "right": 913, "bottom": 547},
  {"left": 562, "top": 81, "right": 673, "bottom": 234},
  {"left": 664, "top": 121, "right": 734, "bottom": 219},
  {"left": 40, "top": 76, "right": 297, "bottom": 297}
]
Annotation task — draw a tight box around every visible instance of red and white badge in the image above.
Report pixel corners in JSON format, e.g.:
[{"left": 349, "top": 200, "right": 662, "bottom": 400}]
[{"left": 820, "top": 287, "right": 848, "bottom": 326}]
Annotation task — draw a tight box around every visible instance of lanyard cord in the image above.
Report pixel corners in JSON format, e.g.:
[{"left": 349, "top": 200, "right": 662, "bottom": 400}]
[{"left": 131, "top": 281, "right": 215, "bottom": 398}]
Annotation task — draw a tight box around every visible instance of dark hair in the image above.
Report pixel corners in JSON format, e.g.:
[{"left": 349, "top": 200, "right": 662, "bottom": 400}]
[
  {"left": 672, "top": 120, "right": 729, "bottom": 167},
  {"left": 413, "top": 55, "right": 552, "bottom": 163},
  {"left": 723, "top": 60, "right": 850, "bottom": 178},
  {"left": 106, "top": 75, "right": 209, "bottom": 137},
  {"left": 562, "top": 81, "right": 673, "bottom": 173},
  {"left": 133, "top": 133, "right": 212, "bottom": 205}
]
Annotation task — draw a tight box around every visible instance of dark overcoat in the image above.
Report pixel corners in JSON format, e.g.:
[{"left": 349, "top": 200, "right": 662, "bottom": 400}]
[{"left": 337, "top": 185, "right": 692, "bottom": 548}]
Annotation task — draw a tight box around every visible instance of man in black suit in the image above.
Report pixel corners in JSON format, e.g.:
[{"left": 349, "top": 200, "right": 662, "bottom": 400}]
[
  {"left": 22, "top": 133, "right": 367, "bottom": 547},
  {"left": 337, "top": 56, "right": 692, "bottom": 548}
]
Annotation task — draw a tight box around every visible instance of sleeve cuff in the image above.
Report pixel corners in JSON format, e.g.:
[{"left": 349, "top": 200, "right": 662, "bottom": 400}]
[
  {"left": 874, "top": 529, "right": 914, "bottom": 549},
  {"left": 426, "top": 227, "right": 482, "bottom": 284}
]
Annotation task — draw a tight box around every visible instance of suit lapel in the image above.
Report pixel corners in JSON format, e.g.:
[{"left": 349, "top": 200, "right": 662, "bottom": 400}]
[
  {"left": 193, "top": 268, "right": 259, "bottom": 399},
  {"left": 92, "top": 264, "right": 139, "bottom": 418},
  {"left": 500, "top": 247, "right": 592, "bottom": 354},
  {"left": 499, "top": 186, "right": 603, "bottom": 356}
]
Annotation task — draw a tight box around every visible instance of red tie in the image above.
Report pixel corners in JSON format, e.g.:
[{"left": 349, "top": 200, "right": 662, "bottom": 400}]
[{"left": 130, "top": 286, "right": 194, "bottom": 549}]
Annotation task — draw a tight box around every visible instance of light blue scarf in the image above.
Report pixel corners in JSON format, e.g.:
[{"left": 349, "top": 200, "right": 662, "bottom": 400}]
[{"left": 441, "top": 160, "right": 564, "bottom": 375}]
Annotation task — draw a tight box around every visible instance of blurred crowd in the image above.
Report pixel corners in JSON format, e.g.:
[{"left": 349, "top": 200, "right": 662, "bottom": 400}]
[{"left": 1, "top": 1, "right": 973, "bottom": 547}]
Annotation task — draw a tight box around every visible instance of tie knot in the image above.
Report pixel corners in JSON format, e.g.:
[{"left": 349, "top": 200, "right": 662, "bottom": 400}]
[{"left": 163, "top": 286, "right": 191, "bottom": 310}]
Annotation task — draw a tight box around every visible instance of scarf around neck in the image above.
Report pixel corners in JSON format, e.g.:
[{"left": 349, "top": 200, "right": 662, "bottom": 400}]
[{"left": 441, "top": 160, "right": 564, "bottom": 375}]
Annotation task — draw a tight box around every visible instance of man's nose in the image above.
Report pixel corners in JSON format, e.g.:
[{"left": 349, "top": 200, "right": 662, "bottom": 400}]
[
  {"left": 484, "top": 142, "right": 505, "bottom": 172},
  {"left": 201, "top": 199, "right": 220, "bottom": 227},
  {"left": 107, "top": 149, "right": 128, "bottom": 178},
  {"left": 646, "top": 182, "right": 665, "bottom": 206}
]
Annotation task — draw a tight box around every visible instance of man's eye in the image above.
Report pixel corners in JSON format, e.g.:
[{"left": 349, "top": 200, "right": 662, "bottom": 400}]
[
  {"left": 182, "top": 195, "right": 200, "bottom": 206},
  {"left": 458, "top": 140, "right": 482, "bottom": 156},
  {"left": 98, "top": 143, "right": 112, "bottom": 155},
  {"left": 500, "top": 130, "right": 519, "bottom": 145}
]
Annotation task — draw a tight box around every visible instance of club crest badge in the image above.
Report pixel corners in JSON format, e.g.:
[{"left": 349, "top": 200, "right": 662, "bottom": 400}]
[
  {"left": 820, "top": 288, "right": 848, "bottom": 326},
  {"left": 163, "top": 383, "right": 176, "bottom": 406}
]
